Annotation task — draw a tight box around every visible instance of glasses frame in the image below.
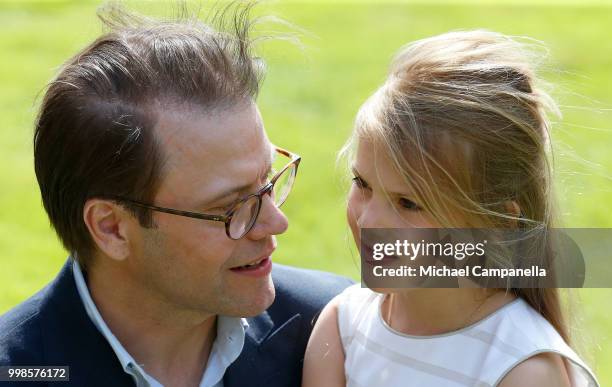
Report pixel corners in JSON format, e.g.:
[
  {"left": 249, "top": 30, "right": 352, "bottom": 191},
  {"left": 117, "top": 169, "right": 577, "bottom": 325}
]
[{"left": 111, "top": 146, "right": 301, "bottom": 240}]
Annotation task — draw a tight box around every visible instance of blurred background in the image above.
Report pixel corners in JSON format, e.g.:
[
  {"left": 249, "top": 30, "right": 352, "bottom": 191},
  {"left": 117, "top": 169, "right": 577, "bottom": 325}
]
[{"left": 1, "top": 0, "right": 611, "bottom": 383}]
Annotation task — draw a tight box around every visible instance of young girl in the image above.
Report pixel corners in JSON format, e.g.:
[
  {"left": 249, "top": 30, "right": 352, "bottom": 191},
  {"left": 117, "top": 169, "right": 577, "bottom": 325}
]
[{"left": 303, "top": 30, "right": 599, "bottom": 387}]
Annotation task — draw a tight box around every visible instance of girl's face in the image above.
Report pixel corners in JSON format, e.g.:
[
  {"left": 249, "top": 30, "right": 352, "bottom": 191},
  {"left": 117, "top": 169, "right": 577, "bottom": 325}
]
[{"left": 347, "top": 138, "right": 440, "bottom": 248}]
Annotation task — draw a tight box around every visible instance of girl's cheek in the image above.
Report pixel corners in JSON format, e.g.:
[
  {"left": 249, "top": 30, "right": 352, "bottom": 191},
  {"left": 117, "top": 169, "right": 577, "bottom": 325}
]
[{"left": 347, "top": 188, "right": 361, "bottom": 232}]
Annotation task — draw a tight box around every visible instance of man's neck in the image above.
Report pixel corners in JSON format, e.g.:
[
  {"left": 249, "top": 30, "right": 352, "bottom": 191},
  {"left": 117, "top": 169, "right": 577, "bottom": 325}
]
[{"left": 86, "top": 261, "right": 217, "bottom": 387}]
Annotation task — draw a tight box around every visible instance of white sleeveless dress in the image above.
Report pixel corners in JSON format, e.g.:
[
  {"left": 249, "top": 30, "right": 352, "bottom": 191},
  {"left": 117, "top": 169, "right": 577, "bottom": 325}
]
[{"left": 337, "top": 285, "right": 599, "bottom": 387}]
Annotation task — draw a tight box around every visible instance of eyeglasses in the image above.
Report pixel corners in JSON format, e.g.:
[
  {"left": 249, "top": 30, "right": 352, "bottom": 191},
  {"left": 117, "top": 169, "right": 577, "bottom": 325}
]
[{"left": 112, "top": 147, "right": 301, "bottom": 239}]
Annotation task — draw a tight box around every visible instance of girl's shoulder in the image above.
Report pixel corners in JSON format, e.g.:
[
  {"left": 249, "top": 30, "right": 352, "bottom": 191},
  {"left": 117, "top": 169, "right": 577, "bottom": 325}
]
[
  {"left": 336, "top": 283, "right": 378, "bottom": 302},
  {"left": 334, "top": 284, "right": 381, "bottom": 346},
  {"left": 335, "top": 284, "right": 381, "bottom": 319},
  {"left": 489, "top": 299, "right": 599, "bottom": 386}
]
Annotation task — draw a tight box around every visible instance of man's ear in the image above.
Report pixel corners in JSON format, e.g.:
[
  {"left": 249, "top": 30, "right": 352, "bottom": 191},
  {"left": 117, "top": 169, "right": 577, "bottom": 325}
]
[{"left": 83, "top": 199, "right": 133, "bottom": 261}]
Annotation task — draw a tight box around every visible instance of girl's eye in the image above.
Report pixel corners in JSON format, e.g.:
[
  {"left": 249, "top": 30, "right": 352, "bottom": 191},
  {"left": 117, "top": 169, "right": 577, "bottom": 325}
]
[
  {"left": 352, "top": 176, "right": 369, "bottom": 189},
  {"left": 399, "top": 197, "right": 421, "bottom": 211}
]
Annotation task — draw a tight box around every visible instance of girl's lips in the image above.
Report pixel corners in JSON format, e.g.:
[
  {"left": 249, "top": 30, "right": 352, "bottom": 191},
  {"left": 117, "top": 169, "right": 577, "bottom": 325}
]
[{"left": 361, "top": 243, "right": 398, "bottom": 265}]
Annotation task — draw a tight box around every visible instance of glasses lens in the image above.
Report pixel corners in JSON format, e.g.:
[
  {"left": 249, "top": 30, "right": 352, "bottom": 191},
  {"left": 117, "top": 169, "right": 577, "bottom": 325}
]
[
  {"left": 272, "top": 163, "right": 296, "bottom": 207},
  {"left": 228, "top": 195, "right": 260, "bottom": 239}
]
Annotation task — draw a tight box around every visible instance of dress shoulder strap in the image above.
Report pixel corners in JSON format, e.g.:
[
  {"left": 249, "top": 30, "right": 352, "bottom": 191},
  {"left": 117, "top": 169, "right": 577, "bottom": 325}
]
[{"left": 336, "top": 284, "right": 379, "bottom": 351}]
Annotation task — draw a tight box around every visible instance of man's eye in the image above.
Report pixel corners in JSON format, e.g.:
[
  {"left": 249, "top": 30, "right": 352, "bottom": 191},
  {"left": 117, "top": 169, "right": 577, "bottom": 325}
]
[
  {"left": 399, "top": 197, "right": 421, "bottom": 211},
  {"left": 352, "top": 176, "right": 368, "bottom": 189},
  {"left": 207, "top": 206, "right": 229, "bottom": 214},
  {"left": 207, "top": 201, "right": 236, "bottom": 214}
]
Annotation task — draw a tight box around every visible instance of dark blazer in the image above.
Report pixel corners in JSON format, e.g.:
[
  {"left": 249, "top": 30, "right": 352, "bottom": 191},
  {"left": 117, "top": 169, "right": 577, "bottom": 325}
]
[{"left": 0, "top": 259, "right": 353, "bottom": 386}]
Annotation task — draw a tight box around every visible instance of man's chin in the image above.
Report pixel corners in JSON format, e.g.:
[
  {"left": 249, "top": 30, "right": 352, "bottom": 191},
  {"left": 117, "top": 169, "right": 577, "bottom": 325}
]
[{"left": 224, "top": 279, "right": 276, "bottom": 318}]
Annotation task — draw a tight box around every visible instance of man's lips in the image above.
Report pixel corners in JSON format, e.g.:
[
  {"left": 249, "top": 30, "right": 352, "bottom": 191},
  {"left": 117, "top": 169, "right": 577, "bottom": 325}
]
[
  {"left": 229, "top": 248, "right": 276, "bottom": 270},
  {"left": 229, "top": 256, "right": 272, "bottom": 277}
]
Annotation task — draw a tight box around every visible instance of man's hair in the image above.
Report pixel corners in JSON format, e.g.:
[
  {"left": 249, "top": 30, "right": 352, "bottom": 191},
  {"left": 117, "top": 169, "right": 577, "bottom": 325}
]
[{"left": 33, "top": 2, "right": 264, "bottom": 267}]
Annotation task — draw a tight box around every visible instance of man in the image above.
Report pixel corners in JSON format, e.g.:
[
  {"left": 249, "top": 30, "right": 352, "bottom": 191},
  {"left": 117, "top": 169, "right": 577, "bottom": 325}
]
[{"left": 0, "top": 4, "right": 351, "bottom": 387}]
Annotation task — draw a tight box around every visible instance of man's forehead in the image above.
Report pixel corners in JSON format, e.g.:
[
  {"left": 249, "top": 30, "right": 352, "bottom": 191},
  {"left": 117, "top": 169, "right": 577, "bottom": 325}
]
[
  {"left": 154, "top": 101, "right": 264, "bottom": 157},
  {"left": 151, "top": 101, "right": 273, "bottom": 204}
]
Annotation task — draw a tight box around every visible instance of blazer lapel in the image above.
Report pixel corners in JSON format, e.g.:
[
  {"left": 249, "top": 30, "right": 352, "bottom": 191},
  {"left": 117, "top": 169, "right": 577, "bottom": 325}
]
[
  {"left": 40, "top": 259, "right": 134, "bottom": 386},
  {"left": 224, "top": 311, "right": 303, "bottom": 387}
]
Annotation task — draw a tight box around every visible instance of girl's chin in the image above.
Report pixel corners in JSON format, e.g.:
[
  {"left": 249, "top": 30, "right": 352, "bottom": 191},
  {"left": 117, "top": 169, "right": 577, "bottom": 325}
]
[
  {"left": 368, "top": 287, "right": 420, "bottom": 295},
  {"left": 368, "top": 287, "right": 393, "bottom": 294}
]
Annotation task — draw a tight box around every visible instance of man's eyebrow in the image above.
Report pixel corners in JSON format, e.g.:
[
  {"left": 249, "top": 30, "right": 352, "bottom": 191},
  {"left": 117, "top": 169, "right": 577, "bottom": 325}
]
[{"left": 198, "top": 152, "right": 274, "bottom": 209}]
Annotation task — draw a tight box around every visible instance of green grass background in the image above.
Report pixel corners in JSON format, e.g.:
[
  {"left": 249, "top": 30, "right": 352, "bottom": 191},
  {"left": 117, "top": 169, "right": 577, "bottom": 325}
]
[{"left": 1, "top": 0, "right": 611, "bottom": 383}]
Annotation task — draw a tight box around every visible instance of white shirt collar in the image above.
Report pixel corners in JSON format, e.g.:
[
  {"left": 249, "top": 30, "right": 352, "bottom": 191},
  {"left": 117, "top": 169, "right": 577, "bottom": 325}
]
[{"left": 72, "top": 258, "right": 248, "bottom": 387}]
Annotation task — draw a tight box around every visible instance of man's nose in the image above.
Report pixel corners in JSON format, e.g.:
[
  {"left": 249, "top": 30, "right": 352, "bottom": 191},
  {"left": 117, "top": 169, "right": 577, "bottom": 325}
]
[{"left": 246, "top": 193, "right": 289, "bottom": 240}]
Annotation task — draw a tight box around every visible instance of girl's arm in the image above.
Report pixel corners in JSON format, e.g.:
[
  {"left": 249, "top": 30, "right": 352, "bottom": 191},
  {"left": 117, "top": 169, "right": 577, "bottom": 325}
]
[{"left": 302, "top": 295, "right": 346, "bottom": 387}]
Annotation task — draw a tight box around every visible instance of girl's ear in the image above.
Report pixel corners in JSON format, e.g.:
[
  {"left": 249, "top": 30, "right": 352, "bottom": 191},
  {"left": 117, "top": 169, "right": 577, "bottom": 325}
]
[
  {"left": 505, "top": 201, "right": 522, "bottom": 226},
  {"left": 505, "top": 200, "right": 521, "bottom": 217}
]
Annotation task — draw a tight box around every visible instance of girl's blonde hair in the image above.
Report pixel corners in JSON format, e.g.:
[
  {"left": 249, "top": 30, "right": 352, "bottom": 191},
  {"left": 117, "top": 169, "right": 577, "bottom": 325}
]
[{"left": 343, "top": 30, "right": 569, "bottom": 341}]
